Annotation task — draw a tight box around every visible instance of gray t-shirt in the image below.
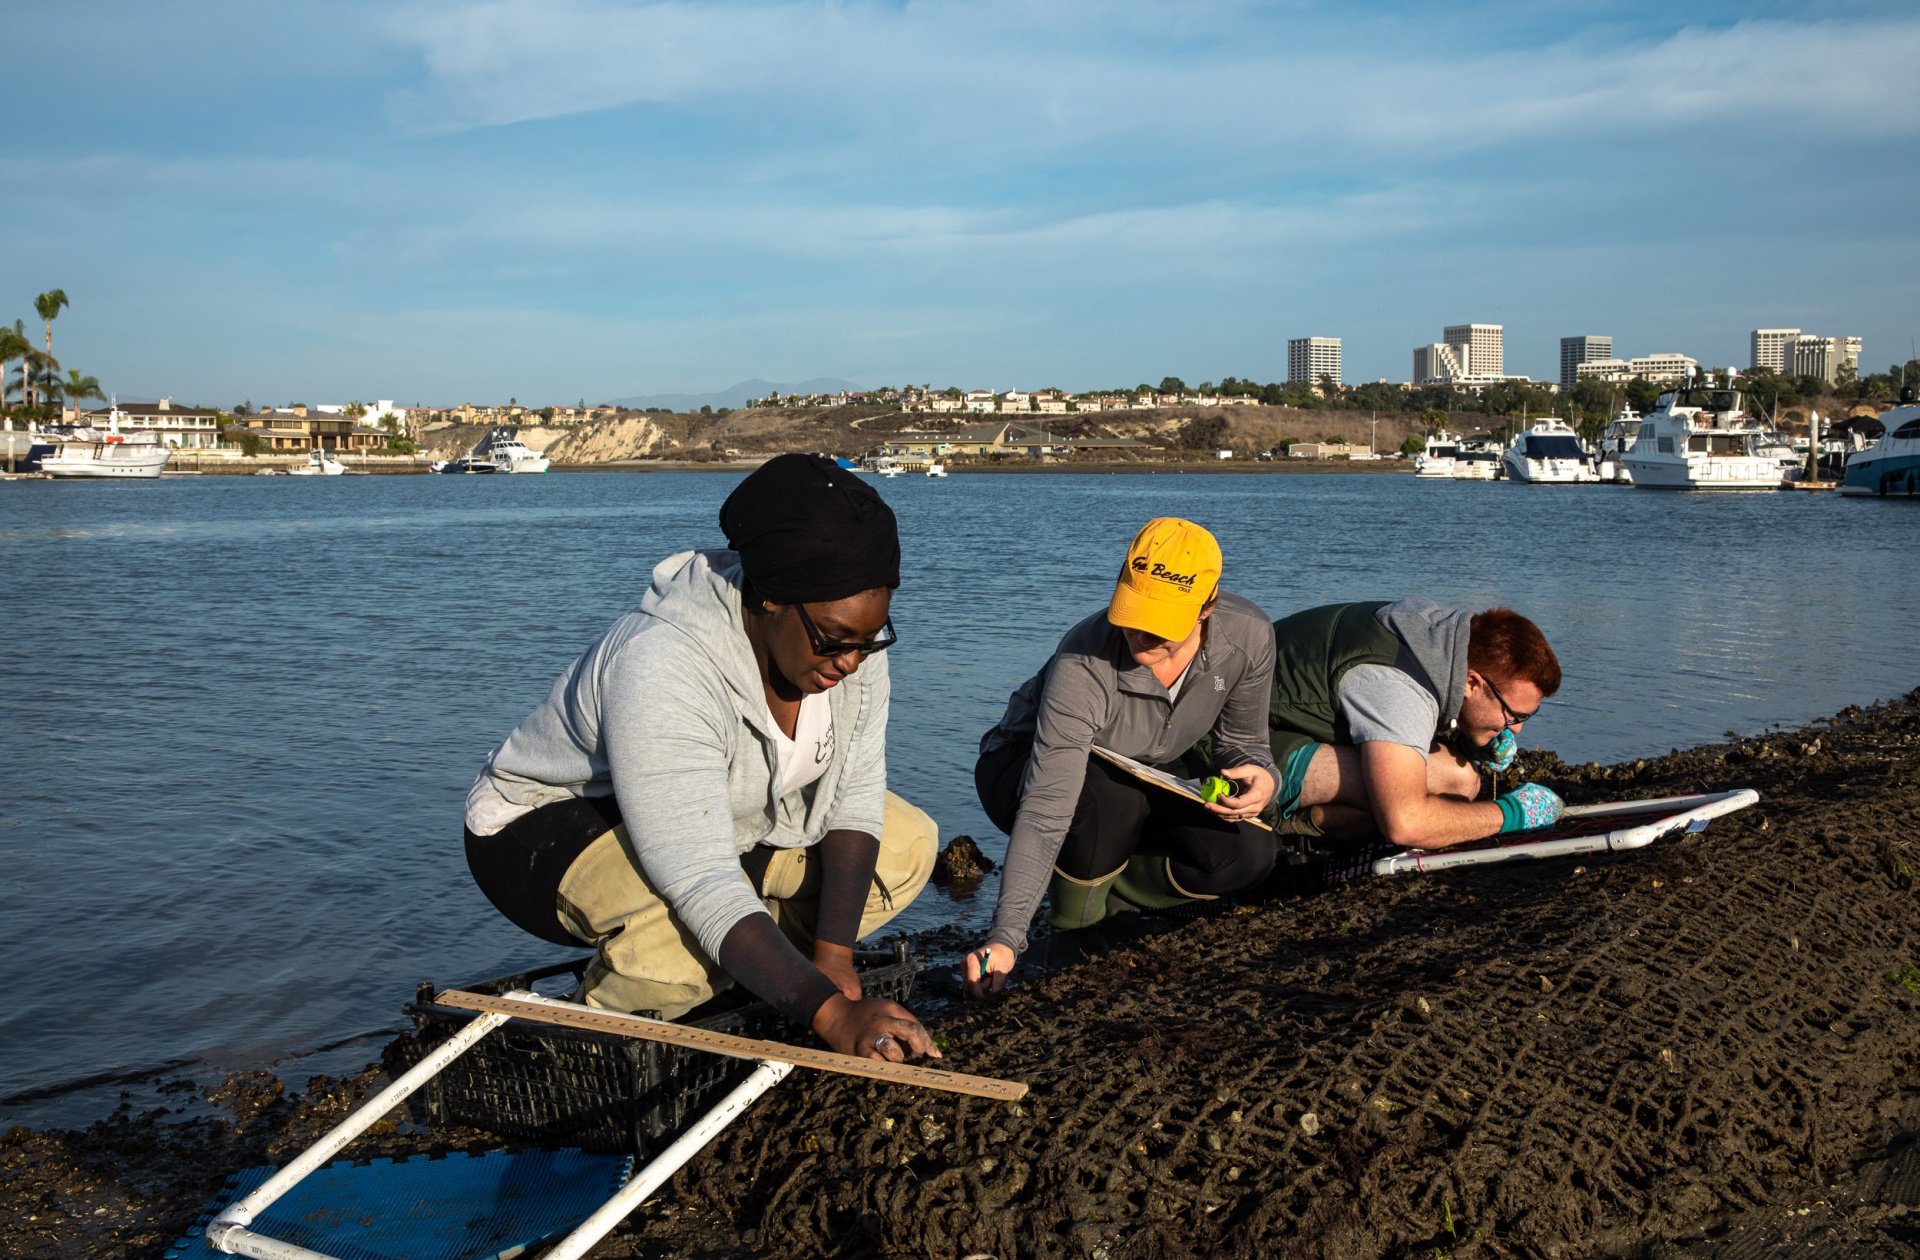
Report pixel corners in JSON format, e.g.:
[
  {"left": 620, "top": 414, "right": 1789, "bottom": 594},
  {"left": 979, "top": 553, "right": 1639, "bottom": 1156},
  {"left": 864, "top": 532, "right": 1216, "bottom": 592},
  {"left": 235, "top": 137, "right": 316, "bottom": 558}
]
[{"left": 1337, "top": 663, "right": 1440, "bottom": 758}]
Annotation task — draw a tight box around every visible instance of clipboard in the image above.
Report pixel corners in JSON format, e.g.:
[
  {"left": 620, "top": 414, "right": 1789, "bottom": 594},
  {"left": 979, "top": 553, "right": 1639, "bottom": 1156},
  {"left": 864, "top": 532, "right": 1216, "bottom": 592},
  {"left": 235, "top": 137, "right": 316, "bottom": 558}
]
[{"left": 1090, "top": 745, "right": 1274, "bottom": 831}]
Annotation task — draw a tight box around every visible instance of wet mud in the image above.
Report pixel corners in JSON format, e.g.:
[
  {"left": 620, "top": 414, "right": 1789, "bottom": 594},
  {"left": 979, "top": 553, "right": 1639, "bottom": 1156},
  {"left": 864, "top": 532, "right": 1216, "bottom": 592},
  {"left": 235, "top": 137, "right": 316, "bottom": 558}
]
[{"left": 5, "top": 694, "right": 1919, "bottom": 1259}]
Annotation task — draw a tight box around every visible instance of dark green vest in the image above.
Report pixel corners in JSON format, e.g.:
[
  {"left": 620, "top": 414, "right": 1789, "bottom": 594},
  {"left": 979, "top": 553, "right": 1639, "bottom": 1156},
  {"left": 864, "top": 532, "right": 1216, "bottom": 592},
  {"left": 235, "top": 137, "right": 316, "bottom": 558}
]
[{"left": 1268, "top": 601, "right": 1402, "bottom": 762}]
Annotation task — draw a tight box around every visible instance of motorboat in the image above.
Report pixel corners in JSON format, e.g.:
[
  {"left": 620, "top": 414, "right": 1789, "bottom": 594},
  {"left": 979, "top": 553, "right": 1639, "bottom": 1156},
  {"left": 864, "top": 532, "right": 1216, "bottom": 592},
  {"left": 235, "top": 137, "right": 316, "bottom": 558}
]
[
  {"left": 477, "top": 431, "right": 551, "bottom": 473},
  {"left": 38, "top": 412, "right": 172, "bottom": 479},
  {"left": 437, "top": 456, "right": 501, "bottom": 474},
  {"left": 1593, "top": 406, "right": 1641, "bottom": 484},
  {"left": 1839, "top": 391, "right": 1920, "bottom": 497},
  {"left": 1449, "top": 438, "right": 1502, "bottom": 480},
  {"left": 925, "top": 462, "right": 948, "bottom": 478},
  {"left": 1622, "top": 386, "right": 1784, "bottom": 490},
  {"left": 1500, "top": 418, "right": 1596, "bottom": 484},
  {"left": 1413, "top": 431, "right": 1460, "bottom": 478},
  {"left": 287, "top": 448, "right": 349, "bottom": 476}
]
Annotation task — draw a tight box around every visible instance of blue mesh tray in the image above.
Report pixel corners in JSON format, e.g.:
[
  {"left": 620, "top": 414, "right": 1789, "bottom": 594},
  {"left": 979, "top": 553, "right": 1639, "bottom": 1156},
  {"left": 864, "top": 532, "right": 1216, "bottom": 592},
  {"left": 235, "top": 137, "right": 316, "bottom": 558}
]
[{"left": 164, "top": 1147, "right": 631, "bottom": 1260}]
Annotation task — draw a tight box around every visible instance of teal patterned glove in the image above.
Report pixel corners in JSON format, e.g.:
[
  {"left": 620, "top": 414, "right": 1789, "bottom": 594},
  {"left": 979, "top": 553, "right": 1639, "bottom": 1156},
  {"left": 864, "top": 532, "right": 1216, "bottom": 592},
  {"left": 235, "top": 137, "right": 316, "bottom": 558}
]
[
  {"left": 1496, "top": 784, "right": 1564, "bottom": 833},
  {"left": 1484, "top": 728, "right": 1517, "bottom": 773}
]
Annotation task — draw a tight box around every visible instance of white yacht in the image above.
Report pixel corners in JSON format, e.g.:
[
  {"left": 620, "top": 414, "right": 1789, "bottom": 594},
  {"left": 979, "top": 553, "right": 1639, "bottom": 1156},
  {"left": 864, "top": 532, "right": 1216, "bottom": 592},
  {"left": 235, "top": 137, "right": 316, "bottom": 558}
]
[
  {"left": 1622, "top": 385, "right": 1784, "bottom": 491},
  {"left": 1593, "top": 407, "right": 1641, "bottom": 484},
  {"left": 1500, "top": 418, "right": 1596, "bottom": 484},
  {"left": 1839, "top": 391, "right": 1920, "bottom": 497},
  {"left": 925, "top": 461, "right": 948, "bottom": 478},
  {"left": 1450, "top": 438, "right": 1502, "bottom": 480},
  {"left": 1413, "top": 431, "right": 1460, "bottom": 479},
  {"left": 288, "top": 448, "right": 349, "bottom": 476},
  {"left": 39, "top": 408, "right": 172, "bottom": 479},
  {"left": 481, "top": 434, "right": 551, "bottom": 473}
]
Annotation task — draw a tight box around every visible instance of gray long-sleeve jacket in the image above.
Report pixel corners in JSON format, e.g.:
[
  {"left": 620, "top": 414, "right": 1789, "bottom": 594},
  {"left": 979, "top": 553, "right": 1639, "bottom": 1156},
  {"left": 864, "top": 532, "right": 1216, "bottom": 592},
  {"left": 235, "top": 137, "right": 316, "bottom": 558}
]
[
  {"left": 980, "top": 592, "right": 1277, "bottom": 956},
  {"left": 466, "top": 549, "right": 890, "bottom": 962}
]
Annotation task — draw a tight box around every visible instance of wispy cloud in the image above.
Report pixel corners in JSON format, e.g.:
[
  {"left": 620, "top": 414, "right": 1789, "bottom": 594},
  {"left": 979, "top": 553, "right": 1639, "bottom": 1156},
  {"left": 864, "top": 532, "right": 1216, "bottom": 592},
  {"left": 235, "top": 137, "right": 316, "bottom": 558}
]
[
  {"left": 387, "top": 0, "right": 1920, "bottom": 167},
  {"left": 7, "top": 0, "right": 1919, "bottom": 397}
]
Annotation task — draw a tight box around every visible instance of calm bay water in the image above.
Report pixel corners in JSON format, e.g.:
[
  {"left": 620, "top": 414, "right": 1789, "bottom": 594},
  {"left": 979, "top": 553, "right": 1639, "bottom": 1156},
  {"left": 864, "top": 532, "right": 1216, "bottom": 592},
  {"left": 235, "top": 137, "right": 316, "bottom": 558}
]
[{"left": 2, "top": 470, "right": 1916, "bottom": 1120}]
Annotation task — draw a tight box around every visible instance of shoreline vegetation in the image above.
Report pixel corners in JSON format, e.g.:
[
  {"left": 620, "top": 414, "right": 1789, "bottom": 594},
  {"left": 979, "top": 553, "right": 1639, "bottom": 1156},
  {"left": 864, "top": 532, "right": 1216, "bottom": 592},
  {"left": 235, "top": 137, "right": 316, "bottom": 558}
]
[{"left": 5, "top": 694, "right": 1917, "bottom": 1258}]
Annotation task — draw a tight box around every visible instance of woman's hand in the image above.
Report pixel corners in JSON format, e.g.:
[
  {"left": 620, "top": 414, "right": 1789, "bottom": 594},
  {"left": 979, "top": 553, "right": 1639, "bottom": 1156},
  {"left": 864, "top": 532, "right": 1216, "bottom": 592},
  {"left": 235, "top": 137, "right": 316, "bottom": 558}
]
[
  {"left": 811, "top": 994, "right": 940, "bottom": 1061},
  {"left": 1203, "top": 763, "right": 1275, "bottom": 822},
  {"left": 812, "top": 941, "right": 864, "bottom": 1002},
  {"left": 962, "top": 941, "right": 1017, "bottom": 999}
]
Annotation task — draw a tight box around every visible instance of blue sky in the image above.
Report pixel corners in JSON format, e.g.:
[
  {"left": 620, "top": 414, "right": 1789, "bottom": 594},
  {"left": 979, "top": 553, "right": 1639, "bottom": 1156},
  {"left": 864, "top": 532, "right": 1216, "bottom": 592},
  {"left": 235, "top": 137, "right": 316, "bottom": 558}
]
[{"left": 6, "top": 0, "right": 1917, "bottom": 405}]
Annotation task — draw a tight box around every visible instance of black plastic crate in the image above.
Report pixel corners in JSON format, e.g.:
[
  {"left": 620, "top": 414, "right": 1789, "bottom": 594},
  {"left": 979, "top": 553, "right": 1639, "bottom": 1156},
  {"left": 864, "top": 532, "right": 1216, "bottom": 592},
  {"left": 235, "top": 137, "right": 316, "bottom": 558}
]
[{"left": 402, "top": 941, "right": 921, "bottom": 1156}]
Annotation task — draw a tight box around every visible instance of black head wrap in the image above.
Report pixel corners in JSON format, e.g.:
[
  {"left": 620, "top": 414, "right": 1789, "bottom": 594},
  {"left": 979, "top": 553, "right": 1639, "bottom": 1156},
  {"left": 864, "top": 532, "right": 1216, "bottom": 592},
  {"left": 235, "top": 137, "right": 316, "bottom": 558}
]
[{"left": 719, "top": 453, "right": 900, "bottom": 604}]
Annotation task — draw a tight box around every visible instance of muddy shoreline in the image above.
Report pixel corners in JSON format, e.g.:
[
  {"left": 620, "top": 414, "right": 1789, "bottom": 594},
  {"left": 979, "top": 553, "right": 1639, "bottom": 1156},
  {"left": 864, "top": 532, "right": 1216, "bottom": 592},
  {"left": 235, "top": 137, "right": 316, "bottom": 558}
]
[{"left": 5, "top": 696, "right": 1918, "bottom": 1259}]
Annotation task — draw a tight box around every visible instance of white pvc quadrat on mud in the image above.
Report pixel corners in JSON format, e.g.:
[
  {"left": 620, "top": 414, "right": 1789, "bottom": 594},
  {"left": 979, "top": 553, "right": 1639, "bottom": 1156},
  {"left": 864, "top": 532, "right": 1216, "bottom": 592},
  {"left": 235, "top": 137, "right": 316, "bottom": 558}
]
[{"left": 203, "top": 989, "right": 1026, "bottom": 1260}]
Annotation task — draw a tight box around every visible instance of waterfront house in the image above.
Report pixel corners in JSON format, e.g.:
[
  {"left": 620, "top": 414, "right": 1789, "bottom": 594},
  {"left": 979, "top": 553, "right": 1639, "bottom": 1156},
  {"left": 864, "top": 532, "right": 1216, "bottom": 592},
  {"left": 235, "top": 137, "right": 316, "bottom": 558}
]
[
  {"left": 81, "top": 399, "right": 222, "bottom": 448},
  {"left": 230, "top": 408, "right": 390, "bottom": 451}
]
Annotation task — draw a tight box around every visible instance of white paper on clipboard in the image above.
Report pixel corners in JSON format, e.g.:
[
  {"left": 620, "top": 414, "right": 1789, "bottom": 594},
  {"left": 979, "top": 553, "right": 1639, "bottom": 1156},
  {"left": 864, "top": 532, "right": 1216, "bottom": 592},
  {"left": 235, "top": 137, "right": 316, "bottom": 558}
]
[{"left": 1089, "top": 746, "right": 1274, "bottom": 832}]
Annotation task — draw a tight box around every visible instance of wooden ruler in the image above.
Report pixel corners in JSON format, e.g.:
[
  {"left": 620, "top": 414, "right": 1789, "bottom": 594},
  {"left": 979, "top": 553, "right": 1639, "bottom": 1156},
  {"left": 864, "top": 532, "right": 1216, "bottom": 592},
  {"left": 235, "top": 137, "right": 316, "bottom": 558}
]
[{"left": 436, "top": 990, "right": 1028, "bottom": 1102}]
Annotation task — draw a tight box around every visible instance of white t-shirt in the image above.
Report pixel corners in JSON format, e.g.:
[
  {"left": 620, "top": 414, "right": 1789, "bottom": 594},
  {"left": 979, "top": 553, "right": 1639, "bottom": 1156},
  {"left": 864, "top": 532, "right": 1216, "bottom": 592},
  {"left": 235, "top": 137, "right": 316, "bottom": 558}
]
[{"left": 768, "top": 690, "right": 835, "bottom": 796}]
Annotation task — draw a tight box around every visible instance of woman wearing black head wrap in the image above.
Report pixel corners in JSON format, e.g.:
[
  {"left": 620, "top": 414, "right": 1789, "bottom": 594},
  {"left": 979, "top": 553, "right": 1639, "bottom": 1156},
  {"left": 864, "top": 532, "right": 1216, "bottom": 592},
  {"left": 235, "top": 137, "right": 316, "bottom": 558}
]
[{"left": 462, "top": 455, "right": 940, "bottom": 1063}]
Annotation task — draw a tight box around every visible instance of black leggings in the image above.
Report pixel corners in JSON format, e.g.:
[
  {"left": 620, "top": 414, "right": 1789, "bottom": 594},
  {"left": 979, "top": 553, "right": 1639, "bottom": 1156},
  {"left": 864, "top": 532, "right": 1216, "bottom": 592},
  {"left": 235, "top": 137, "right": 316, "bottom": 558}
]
[
  {"left": 975, "top": 740, "right": 1276, "bottom": 896},
  {"left": 465, "top": 795, "right": 625, "bottom": 946}
]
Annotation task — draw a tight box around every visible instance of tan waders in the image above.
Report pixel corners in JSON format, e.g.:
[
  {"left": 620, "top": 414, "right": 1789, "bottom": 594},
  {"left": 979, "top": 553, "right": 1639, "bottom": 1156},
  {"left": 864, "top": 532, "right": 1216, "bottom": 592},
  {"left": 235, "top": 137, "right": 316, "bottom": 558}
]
[{"left": 554, "top": 792, "right": 939, "bottom": 1018}]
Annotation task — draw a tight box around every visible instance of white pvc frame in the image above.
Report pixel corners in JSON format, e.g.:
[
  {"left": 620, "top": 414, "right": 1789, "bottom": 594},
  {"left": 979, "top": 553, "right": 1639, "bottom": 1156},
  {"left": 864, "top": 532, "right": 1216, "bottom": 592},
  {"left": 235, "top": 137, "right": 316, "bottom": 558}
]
[
  {"left": 1370, "top": 789, "right": 1759, "bottom": 875},
  {"left": 204, "top": 990, "right": 791, "bottom": 1260}
]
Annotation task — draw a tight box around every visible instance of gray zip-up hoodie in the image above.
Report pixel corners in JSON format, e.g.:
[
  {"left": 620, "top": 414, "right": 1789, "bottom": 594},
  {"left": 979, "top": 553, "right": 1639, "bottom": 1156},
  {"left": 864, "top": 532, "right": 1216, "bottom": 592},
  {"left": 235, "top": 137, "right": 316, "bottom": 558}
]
[
  {"left": 467, "top": 549, "right": 889, "bottom": 962},
  {"left": 980, "top": 592, "right": 1277, "bottom": 956},
  {"left": 1374, "top": 597, "right": 1473, "bottom": 738}
]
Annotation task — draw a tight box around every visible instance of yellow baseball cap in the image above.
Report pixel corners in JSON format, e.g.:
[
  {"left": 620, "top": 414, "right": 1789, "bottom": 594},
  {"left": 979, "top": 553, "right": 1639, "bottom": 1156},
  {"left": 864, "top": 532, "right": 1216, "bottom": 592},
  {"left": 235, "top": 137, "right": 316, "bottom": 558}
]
[{"left": 1108, "top": 517, "right": 1222, "bottom": 641}]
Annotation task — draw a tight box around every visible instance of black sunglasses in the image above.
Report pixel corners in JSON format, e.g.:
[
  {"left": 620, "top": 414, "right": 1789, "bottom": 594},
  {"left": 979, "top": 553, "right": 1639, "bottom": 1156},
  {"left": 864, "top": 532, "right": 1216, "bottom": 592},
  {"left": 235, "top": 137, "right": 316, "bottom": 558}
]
[
  {"left": 793, "top": 603, "right": 898, "bottom": 659},
  {"left": 1481, "top": 672, "right": 1541, "bottom": 727}
]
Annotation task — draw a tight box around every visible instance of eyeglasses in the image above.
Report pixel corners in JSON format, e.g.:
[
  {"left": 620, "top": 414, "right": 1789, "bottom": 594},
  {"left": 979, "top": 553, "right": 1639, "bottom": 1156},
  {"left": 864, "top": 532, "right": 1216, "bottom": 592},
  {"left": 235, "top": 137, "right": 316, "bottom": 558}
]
[
  {"left": 1481, "top": 672, "right": 1541, "bottom": 727},
  {"left": 793, "top": 603, "right": 898, "bottom": 659}
]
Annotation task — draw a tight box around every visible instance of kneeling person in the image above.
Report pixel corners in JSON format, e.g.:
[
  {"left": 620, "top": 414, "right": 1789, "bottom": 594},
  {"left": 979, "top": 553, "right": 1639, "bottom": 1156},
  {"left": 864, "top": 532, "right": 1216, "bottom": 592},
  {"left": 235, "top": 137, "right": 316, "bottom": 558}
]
[
  {"left": 1270, "top": 599, "right": 1564, "bottom": 848},
  {"left": 965, "top": 518, "right": 1279, "bottom": 996},
  {"left": 464, "top": 455, "right": 940, "bottom": 1062}
]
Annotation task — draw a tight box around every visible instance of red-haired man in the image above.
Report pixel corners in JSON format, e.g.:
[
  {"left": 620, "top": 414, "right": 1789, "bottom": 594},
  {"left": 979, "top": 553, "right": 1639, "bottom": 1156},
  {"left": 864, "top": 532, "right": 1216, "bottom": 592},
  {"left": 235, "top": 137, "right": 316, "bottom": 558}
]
[{"left": 1265, "top": 600, "right": 1563, "bottom": 849}]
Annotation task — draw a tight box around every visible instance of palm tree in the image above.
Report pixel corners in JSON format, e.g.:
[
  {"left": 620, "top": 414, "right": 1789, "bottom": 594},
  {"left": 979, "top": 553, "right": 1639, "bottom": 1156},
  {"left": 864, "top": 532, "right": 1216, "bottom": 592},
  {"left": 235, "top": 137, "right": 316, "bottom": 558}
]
[
  {"left": 0, "top": 323, "right": 30, "bottom": 414},
  {"left": 57, "top": 369, "right": 104, "bottom": 419},
  {"left": 34, "top": 290, "right": 69, "bottom": 410}
]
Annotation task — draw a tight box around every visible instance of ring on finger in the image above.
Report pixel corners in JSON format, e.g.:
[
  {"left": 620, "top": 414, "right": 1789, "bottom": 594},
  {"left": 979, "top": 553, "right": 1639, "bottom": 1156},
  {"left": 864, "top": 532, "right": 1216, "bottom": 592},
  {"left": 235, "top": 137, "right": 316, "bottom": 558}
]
[{"left": 874, "top": 1033, "right": 896, "bottom": 1050}]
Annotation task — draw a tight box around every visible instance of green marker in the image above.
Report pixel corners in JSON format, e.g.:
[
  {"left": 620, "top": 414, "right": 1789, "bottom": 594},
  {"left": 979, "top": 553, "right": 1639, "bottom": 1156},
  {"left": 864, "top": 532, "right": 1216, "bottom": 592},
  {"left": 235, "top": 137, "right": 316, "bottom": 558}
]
[{"left": 1200, "top": 776, "right": 1235, "bottom": 803}]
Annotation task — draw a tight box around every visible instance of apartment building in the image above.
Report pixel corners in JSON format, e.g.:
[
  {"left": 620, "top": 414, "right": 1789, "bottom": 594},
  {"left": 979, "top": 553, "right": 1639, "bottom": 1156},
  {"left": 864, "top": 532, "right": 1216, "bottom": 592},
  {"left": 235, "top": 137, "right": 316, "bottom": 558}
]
[
  {"left": 1413, "top": 343, "right": 1466, "bottom": 385},
  {"left": 1559, "top": 336, "right": 1613, "bottom": 386},
  {"left": 1789, "top": 335, "right": 1863, "bottom": 385},
  {"left": 1287, "top": 337, "right": 1342, "bottom": 386}
]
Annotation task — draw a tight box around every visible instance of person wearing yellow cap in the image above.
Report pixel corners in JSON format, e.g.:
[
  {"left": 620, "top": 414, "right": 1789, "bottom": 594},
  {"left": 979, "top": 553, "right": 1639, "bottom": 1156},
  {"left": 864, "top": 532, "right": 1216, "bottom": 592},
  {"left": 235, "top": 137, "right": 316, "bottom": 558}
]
[{"left": 963, "top": 517, "right": 1278, "bottom": 997}]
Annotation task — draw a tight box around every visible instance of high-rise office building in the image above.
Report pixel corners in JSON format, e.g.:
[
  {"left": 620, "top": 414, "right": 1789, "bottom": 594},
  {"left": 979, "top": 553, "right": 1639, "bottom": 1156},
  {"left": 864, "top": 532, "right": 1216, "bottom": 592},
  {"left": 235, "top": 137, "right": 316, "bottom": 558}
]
[
  {"left": 1443, "top": 324, "right": 1504, "bottom": 377},
  {"left": 1751, "top": 328, "right": 1800, "bottom": 373},
  {"left": 1559, "top": 335, "right": 1613, "bottom": 386},
  {"left": 1287, "top": 337, "right": 1342, "bottom": 386}
]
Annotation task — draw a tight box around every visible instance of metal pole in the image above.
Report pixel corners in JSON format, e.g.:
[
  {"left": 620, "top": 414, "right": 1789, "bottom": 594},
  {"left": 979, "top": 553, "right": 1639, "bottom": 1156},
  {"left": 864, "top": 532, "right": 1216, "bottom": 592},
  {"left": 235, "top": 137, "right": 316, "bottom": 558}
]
[
  {"left": 206, "top": 1009, "right": 512, "bottom": 1253},
  {"left": 1806, "top": 410, "right": 1820, "bottom": 483},
  {"left": 542, "top": 1060, "right": 794, "bottom": 1260}
]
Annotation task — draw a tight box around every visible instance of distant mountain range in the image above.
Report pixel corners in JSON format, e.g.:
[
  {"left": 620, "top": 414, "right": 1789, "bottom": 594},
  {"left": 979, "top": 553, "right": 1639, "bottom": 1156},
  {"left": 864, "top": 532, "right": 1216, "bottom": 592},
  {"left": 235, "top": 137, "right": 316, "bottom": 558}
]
[{"left": 607, "top": 378, "right": 863, "bottom": 412}]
